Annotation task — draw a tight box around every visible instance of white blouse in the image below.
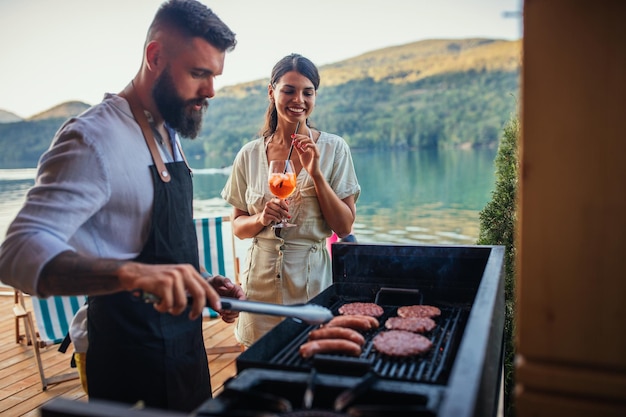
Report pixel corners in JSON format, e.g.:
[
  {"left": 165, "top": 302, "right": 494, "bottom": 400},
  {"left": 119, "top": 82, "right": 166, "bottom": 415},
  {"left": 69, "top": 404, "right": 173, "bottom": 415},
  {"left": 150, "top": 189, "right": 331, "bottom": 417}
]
[{"left": 221, "top": 131, "right": 360, "bottom": 345}]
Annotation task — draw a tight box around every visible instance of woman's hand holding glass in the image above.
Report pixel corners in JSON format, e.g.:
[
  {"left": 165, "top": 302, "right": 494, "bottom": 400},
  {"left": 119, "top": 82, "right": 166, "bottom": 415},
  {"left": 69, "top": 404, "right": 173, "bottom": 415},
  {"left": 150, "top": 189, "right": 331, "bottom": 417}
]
[{"left": 267, "top": 160, "right": 297, "bottom": 228}]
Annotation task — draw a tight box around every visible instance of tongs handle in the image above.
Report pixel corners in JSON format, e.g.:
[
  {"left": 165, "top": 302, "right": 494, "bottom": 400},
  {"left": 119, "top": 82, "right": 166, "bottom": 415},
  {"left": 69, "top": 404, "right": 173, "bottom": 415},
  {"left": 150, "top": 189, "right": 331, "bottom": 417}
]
[{"left": 220, "top": 298, "right": 333, "bottom": 325}]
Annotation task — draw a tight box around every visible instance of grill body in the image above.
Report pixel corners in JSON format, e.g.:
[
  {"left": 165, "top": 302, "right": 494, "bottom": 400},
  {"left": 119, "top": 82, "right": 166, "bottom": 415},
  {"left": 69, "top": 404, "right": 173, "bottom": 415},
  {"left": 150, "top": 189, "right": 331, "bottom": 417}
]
[{"left": 197, "top": 243, "right": 505, "bottom": 417}]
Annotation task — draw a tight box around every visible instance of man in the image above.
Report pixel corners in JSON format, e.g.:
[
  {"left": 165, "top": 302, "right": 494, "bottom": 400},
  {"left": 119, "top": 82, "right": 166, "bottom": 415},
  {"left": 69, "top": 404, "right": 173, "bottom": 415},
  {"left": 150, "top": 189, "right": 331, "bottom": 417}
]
[{"left": 0, "top": 0, "right": 243, "bottom": 412}]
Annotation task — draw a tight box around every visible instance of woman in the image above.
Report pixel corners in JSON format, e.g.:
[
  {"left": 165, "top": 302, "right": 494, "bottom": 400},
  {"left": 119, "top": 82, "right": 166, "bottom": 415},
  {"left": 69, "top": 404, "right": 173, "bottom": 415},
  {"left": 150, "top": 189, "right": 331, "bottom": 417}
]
[{"left": 221, "top": 54, "right": 360, "bottom": 346}]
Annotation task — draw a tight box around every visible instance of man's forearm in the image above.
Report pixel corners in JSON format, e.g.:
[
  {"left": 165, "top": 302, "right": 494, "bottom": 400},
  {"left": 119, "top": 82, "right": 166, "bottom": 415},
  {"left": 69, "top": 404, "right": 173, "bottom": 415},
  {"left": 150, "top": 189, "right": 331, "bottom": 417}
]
[{"left": 38, "top": 250, "right": 127, "bottom": 297}]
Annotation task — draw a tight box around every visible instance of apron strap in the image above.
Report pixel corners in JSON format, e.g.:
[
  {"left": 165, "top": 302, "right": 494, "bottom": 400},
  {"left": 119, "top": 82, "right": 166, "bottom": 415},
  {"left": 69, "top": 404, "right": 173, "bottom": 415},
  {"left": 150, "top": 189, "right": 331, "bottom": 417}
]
[
  {"left": 121, "top": 83, "right": 171, "bottom": 183},
  {"left": 176, "top": 140, "right": 193, "bottom": 174}
]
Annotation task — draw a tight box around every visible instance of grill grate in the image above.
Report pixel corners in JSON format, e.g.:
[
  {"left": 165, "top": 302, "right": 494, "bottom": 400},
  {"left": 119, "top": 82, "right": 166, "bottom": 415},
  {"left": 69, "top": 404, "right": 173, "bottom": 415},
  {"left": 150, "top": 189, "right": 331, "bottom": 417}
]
[{"left": 266, "top": 302, "right": 466, "bottom": 385}]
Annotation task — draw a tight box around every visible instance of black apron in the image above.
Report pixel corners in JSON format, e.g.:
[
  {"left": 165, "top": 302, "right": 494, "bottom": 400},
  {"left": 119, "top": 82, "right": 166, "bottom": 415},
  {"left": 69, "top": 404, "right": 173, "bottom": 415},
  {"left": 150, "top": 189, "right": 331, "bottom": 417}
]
[
  {"left": 86, "top": 161, "right": 210, "bottom": 412},
  {"left": 86, "top": 86, "right": 210, "bottom": 412}
]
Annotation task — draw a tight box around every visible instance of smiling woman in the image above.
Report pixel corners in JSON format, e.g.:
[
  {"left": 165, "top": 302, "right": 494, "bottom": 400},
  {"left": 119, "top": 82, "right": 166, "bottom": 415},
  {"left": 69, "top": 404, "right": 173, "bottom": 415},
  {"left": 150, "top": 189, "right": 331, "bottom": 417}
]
[{"left": 221, "top": 53, "right": 361, "bottom": 347}]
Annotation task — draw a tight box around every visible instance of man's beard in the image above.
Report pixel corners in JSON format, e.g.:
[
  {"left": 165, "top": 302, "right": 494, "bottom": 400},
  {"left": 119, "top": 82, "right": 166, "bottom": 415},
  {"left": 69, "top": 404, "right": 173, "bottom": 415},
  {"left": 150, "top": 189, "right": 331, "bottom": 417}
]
[{"left": 152, "top": 67, "right": 208, "bottom": 139}]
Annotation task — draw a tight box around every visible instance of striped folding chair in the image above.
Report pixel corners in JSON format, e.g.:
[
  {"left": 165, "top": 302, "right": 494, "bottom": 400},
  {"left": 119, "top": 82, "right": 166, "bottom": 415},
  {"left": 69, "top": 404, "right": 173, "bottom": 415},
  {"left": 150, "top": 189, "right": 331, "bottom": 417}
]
[
  {"left": 195, "top": 217, "right": 227, "bottom": 278},
  {"left": 13, "top": 289, "right": 87, "bottom": 390},
  {"left": 194, "top": 216, "right": 240, "bottom": 319},
  {"left": 193, "top": 216, "right": 243, "bottom": 354}
]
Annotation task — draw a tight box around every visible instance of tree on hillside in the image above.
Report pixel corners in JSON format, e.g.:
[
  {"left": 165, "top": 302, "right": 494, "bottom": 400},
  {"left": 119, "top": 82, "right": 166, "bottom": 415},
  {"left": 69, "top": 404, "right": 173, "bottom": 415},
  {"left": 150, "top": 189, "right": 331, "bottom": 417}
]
[{"left": 477, "top": 115, "right": 519, "bottom": 416}]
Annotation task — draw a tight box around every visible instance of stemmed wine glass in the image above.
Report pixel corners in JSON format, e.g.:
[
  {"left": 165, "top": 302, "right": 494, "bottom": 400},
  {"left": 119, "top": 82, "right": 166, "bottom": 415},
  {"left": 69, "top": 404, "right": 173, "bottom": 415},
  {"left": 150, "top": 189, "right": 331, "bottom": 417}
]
[{"left": 268, "top": 160, "right": 297, "bottom": 228}]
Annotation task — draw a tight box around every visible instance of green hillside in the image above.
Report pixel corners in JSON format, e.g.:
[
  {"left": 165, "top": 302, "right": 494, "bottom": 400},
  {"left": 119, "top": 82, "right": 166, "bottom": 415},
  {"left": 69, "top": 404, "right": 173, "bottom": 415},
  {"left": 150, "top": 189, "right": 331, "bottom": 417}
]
[
  {"left": 0, "top": 38, "right": 521, "bottom": 169},
  {"left": 183, "top": 38, "right": 521, "bottom": 166},
  {"left": 28, "top": 101, "right": 91, "bottom": 121}
]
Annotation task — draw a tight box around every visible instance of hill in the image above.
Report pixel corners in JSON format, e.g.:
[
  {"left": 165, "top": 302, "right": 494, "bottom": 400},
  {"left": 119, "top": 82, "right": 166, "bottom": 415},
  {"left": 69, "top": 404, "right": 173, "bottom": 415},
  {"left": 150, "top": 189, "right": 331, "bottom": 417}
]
[
  {"left": 222, "top": 38, "right": 519, "bottom": 94},
  {"left": 0, "top": 38, "right": 521, "bottom": 168},
  {"left": 190, "top": 38, "right": 520, "bottom": 164},
  {"left": 0, "top": 109, "right": 22, "bottom": 123},
  {"left": 28, "top": 101, "right": 91, "bottom": 121}
]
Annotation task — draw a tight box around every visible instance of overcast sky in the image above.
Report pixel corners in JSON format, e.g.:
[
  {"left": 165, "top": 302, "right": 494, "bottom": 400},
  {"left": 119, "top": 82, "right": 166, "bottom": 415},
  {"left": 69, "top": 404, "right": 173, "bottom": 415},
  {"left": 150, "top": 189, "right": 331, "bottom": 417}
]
[{"left": 0, "top": 0, "right": 521, "bottom": 118}]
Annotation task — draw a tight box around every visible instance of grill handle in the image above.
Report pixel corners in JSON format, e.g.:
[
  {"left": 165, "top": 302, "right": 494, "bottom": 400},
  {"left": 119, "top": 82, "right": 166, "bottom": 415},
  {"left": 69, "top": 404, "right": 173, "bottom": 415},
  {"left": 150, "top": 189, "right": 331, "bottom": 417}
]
[
  {"left": 334, "top": 371, "right": 378, "bottom": 412},
  {"left": 220, "top": 298, "right": 334, "bottom": 325},
  {"left": 374, "top": 287, "right": 423, "bottom": 305}
]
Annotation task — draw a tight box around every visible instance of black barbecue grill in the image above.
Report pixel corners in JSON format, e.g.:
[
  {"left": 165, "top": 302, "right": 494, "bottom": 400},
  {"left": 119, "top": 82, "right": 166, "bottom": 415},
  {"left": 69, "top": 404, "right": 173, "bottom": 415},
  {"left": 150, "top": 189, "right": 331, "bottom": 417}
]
[{"left": 195, "top": 243, "right": 505, "bottom": 417}]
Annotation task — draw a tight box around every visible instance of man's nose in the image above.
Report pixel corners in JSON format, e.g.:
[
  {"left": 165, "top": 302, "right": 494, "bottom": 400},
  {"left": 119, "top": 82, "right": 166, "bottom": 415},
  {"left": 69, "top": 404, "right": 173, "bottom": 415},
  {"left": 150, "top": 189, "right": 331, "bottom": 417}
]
[{"left": 200, "top": 78, "right": 216, "bottom": 99}]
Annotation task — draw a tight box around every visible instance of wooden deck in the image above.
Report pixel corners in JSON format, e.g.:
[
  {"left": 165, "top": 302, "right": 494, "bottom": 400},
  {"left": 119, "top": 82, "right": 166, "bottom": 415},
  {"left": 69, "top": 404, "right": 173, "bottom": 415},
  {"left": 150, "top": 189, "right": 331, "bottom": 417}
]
[{"left": 0, "top": 292, "right": 241, "bottom": 416}]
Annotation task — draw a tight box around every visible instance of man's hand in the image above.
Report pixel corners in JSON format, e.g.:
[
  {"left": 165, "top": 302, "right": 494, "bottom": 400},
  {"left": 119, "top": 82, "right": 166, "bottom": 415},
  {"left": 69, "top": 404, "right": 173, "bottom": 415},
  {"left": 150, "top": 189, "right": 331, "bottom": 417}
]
[{"left": 117, "top": 262, "right": 218, "bottom": 320}]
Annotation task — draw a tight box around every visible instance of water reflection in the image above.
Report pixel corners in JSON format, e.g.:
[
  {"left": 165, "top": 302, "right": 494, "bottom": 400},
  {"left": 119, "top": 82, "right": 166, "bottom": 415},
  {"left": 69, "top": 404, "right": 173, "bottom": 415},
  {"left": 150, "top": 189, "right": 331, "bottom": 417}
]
[
  {"left": 0, "top": 148, "right": 497, "bottom": 246},
  {"left": 190, "top": 148, "right": 497, "bottom": 245}
]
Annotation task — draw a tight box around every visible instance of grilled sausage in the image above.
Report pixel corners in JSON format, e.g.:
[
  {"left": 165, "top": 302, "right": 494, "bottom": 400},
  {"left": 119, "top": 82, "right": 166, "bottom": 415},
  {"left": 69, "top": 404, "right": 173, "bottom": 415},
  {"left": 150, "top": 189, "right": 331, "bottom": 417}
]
[
  {"left": 308, "top": 326, "right": 366, "bottom": 346},
  {"left": 357, "top": 314, "right": 380, "bottom": 328},
  {"left": 299, "top": 339, "right": 362, "bottom": 358},
  {"left": 325, "top": 315, "right": 378, "bottom": 331}
]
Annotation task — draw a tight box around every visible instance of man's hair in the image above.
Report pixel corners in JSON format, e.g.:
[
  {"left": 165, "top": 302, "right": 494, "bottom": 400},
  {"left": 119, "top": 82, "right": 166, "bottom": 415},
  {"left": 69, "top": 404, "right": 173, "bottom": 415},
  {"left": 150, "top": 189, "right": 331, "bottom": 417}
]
[{"left": 149, "top": 0, "right": 236, "bottom": 52}]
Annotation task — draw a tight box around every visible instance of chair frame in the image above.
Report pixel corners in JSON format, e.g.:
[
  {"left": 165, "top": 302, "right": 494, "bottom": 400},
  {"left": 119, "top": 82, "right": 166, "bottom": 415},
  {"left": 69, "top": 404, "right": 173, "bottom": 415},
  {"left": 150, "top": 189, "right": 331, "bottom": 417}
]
[
  {"left": 13, "top": 290, "right": 81, "bottom": 390},
  {"left": 194, "top": 215, "right": 244, "bottom": 355}
]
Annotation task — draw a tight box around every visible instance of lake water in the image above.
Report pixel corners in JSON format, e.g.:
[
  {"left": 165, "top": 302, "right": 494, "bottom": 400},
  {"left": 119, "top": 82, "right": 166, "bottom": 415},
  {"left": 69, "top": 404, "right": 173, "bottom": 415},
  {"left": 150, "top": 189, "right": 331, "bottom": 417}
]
[{"left": 0, "top": 148, "right": 497, "bottom": 277}]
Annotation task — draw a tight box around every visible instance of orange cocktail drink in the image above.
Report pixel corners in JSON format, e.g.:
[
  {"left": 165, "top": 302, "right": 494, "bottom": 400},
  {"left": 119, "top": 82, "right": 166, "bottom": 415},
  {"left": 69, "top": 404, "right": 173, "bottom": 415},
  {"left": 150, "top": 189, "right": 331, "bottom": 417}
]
[{"left": 268, "top": 172, "right": 296, "bottom": 199}]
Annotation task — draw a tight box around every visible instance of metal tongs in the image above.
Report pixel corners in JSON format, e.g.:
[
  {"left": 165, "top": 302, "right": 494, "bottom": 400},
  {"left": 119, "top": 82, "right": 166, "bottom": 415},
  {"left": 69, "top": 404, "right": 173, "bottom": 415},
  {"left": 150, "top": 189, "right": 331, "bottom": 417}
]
[
  {"left": 137, "top": 290, "right": 333, "bottom": 325},
  {"left": 220, "top": 297, "right": 333, "bottom": 325}
]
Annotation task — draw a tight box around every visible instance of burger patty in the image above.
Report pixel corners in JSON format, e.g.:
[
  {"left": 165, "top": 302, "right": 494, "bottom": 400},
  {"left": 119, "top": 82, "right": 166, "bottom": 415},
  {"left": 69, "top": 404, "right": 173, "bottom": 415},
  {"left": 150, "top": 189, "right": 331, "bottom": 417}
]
[
  {"left": 384, "top": 316, "right": 437, "bottom": 333},
  {"left": 338, "top": 302, "right": 384, "bottom": 317},
  {"left": 397, "top": 304, "right": 441, "bottom": 318},
  {"left": 373, "top": 330, "right": 433, "bottom": 357}
]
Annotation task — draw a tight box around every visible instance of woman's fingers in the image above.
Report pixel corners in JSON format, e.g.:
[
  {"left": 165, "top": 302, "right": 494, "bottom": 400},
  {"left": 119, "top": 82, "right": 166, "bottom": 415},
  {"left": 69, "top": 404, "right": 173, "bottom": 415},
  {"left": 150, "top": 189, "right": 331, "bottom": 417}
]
[{"left": 265, "top": 199, "right": 289, "bottom": 221}]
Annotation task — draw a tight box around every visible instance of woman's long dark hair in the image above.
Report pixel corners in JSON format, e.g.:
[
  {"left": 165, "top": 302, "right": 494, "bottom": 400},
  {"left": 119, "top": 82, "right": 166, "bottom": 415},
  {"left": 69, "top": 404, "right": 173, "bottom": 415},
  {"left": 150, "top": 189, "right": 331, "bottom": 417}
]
[{"left": 260, "top": 54, "right": 320, "bottom": 139}]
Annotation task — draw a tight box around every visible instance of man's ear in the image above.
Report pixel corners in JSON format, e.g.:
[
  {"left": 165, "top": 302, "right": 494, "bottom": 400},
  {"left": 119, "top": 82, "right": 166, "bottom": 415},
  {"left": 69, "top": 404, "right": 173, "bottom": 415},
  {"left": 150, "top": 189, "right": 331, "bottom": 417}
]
[{"left": 145, "top": 41, "right": 162, "bottom": 72}]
